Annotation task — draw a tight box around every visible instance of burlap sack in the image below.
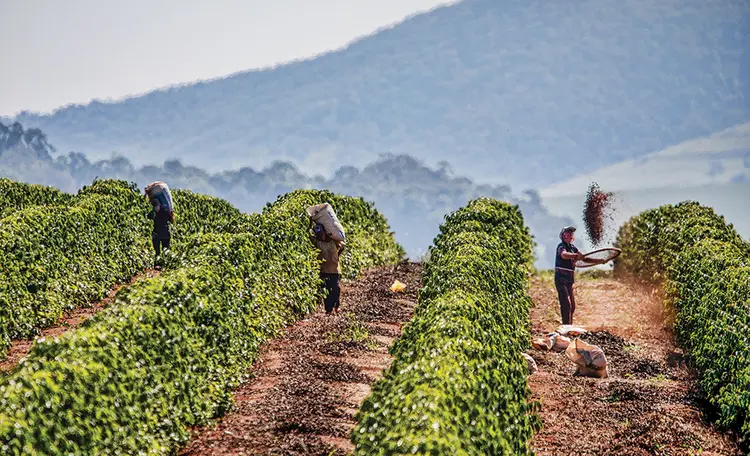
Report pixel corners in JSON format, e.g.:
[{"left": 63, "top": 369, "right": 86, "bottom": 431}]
[
  {"left": 307, "top": 203, "right": 346, "bottom": 241},
  {"left": 565, "top": 338, "right": 608, "bottom": 378}
]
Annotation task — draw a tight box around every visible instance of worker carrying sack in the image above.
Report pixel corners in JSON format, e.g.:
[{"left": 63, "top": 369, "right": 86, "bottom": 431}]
[{"left": 306, "top": 203, "right": 346, "bottom": 242}]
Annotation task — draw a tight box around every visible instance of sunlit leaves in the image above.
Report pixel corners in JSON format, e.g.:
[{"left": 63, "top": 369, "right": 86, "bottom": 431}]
[
  {"left": 352, "top": 198, "right": 539, "bottom": 455},
  {"left": 615, "top": 200, "right": 750, "bottom": 448},
  {"left": 0, "top": 178, "right": 73, "bottom": 218},
  {"left": 0, "top": 179, "right": 152, "bottom": 355},
  {"left": 0, "top": 184, "right": 401, "bottom": 454}
]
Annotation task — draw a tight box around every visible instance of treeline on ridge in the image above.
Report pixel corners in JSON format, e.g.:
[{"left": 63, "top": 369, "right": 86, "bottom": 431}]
[{"left": 1, "top": 120, "right": 573, "bottom": 267}]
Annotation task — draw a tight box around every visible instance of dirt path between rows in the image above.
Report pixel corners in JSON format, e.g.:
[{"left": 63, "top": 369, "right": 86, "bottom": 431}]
[
  {"left": 0, "top": 268, "right": 159, "bottom": 373},
  {"left": 180, "top": 261, "right": 422, "bottom": 456},
  {"left": 528, "top": 272, "right": 741, "bottom": 455}
]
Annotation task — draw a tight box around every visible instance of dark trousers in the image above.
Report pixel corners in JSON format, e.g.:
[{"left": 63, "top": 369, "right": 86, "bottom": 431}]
[
  {"left": 152, "top": 236, "right": 171, "bottom": 257},
  {"left": 555, "top": 279, "right": 576, "bottom": 325},
  {"left": 320, "top": 273, "right": 341, "bottom": 313}
]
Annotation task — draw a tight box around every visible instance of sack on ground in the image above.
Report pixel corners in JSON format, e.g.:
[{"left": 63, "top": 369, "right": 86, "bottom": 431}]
[
  {"left": 146, "top": 181, "right": 175, "bottom": 213},
  {"left": 307, "top": 203, "right": 346, "bottom": 241},
  {"left": 533, "top": 332, "right": 570, "bottom": 352},
  {"left": 550, "top": 333, "right": 571, "bottom": 352},
  {"left": 532, "top": 336, "right": 553, "bottom": 351},
  {"left": 522, "top": 353, "right": 538, "bottom": 374},
  {"left": 574, "top": 365, "right": 608, "bottom": 378},
  {"left": 565, "top": 338, "right": 608, "bottom": 378},
  {"left": 556, "top": 325, "right": 588, "bottom": 337}
]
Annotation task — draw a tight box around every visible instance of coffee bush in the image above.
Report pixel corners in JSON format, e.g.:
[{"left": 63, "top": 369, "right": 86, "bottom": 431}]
[
  {"left": 352, "top": 197, "right": 539, "bottom": 455},
  {"left": 615, "top": 201, "right": 750, "bottom": 448}
]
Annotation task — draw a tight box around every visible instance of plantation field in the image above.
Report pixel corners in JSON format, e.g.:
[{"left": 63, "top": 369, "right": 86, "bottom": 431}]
[
  {"left": 0, "top": 179, "right": 403, "bottom": 454},
  {"left": 528, "top": 272, "right": 741, "bottom": 455},
  {"left": 181, "top": 262, "right": 423, "bottom": 455},
  {"left": 0, "top": 177, "right": 747, "bottom": 455}
]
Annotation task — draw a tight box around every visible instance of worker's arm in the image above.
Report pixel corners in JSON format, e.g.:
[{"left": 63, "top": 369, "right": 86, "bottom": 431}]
[
  {"left": 338, "top": 241, "right": 346, "bottom": 255},
  {"left": 309, "top": 235, "right": 319, "bottom": 248},
  {"left": 560, "top": 250, "right": 584, "bottom": 261}
]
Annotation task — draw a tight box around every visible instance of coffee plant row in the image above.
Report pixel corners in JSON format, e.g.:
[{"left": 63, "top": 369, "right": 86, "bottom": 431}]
[
  {"left": 614, "top": 201, "right": 750, "bottom": 448},
  {"left": 0, "top": 180, "right": 247, "bottom": 358},
  {"left": 352, "top": 197, "right": 539, "bottom": 455},
  {"left": 0, "top": 185, "right": 402, "bottom": 455},
  {"left": 0, "top": 178, "right": 73, "bottom": 218}
]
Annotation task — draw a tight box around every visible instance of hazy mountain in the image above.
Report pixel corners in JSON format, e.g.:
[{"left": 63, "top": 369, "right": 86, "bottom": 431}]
[
  {"left": 541, "top": 121, "right": 750, "bottom": 197},
  {"left": 0, "top": 121, "right": 572, "bottom": 268},
  {"left": 10, "top": 0, "right": 749, "bottom": 190},
  {"left": 539, "top": 123, "right": 750, "bottom": 250},
  {"left": 542, "top": 181, "right": 750, "bottom": 252}
]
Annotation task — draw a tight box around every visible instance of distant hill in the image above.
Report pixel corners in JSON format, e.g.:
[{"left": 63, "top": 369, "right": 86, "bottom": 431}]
[
  {"left": 541, "top": 121, "right": 750, "bottom": 197},
  {"left": 539, "top": 122, "right": 750, "bottom": 250},
  {"left": 10, "top": 0, "right": 749, "bottom": 189},
  {"left": 0, "top": 121, "right": 572, "bottom": 268},
  {"left": 542, "top": 181, "right": 750, "bottom": 251}
]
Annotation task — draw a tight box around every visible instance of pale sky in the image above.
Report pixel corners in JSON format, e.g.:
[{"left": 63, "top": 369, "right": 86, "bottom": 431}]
[{"left": 0, "top": 0, "right": 457, "bottom": 117}]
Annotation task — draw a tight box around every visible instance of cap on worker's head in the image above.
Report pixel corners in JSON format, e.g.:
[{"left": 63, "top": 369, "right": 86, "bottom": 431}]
[
  {"left": 313, "top": 223, "right": 325, "bottom": 235},
  {"left": 559, "top": 226, "right": 576, "bottom": 241}
]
